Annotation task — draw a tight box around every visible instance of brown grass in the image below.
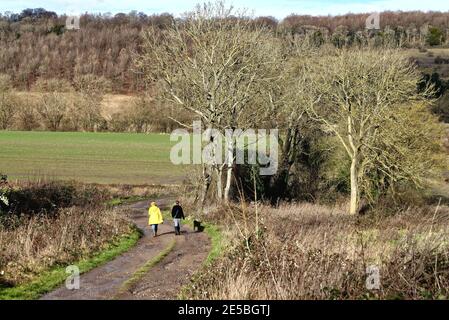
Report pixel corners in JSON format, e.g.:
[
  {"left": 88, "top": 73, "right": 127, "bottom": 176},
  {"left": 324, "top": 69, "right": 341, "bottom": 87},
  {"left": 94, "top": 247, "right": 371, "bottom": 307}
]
[
  {"left": 100, "top": 94, "right": 136, "bottom": 118},
  {"left": 0, "top": 206, "right": 132, "bottom": 287},
  {"left": 15, "top": 92, "right": 136, "bottom": 118},
  {"left": 185, "top": 202, "right": 449, "bottom": 300}
]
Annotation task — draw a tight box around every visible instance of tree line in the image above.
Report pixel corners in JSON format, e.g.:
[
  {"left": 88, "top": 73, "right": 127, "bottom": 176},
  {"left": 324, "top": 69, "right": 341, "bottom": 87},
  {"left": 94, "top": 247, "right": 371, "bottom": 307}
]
[
  {"left": 0, "top": 74, "right": 191, "bottom": 132},
  {"left": 0, "top": 8, "right": 448, "bottom": 92},
  {"left": 135, "top": 2, "right": 447, "bottom": 214},
  {"left": 0, "top": 4, "right": 447, "bottom": 213}
]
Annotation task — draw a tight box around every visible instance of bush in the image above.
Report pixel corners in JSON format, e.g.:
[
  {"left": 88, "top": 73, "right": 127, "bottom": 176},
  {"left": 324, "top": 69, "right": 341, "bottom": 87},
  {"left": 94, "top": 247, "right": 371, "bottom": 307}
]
[
  {"left": 0, "top": 206, "right": 132, "bottom": 286},
  {"left": 427, "top": 27, "right": 445, "bottom": 46},
  {"left": 6, "top": 181, "right": 110, "bottom": 216},
  {"left": 73, "top": 74, "right": 112, "bottom": 95},
  {"left": 435, "top": 56, "right": 449, "bottom": 64},
  {"left": 14, "top": 96, "right": 40, "bottom": 130},
  {"left": 185, "top": 203, "right": 449, "bottom": 300},
  {"left": 0, "top": 180, "right": 132, "bottom": 286},
  {"left": 0, "top": 174, "right": 10, "bottom": 215},
  {"left": 432, "top": 92, "right": 449, "bottom": 123}
]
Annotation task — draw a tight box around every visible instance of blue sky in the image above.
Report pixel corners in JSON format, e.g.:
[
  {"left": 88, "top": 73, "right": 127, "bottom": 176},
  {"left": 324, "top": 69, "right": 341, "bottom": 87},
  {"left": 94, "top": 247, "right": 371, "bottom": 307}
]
[{"left": 1, "top": 1, "right": 448, "bottom": 19}]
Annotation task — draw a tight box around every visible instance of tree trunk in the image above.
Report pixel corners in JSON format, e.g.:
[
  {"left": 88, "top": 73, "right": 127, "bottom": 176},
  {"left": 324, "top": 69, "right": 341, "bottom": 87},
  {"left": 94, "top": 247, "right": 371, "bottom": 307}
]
[
  {"left": 216, "top": 167, "right": 223, "bottom": 200},
  {"left": 268, "top": 128, "right": 296, "bottom": 204},
  {"left": 200, "top": 164, "right": 211, "bottom": 211},
  {"left": 224, "top": 165, "right": 233, "bottom": 202},
  {"left": 224, "top": 136, "right": 234, "bottom": 202},
  {"left": 350, "top": 155, "right": 360, "bottom": 215}
]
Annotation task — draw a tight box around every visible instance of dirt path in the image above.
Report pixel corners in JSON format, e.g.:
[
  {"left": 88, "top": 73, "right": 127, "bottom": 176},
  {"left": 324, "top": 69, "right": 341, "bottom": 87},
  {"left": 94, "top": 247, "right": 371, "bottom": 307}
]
[{"left": 41, "top": 200, "right": 210, "bottom": 300}]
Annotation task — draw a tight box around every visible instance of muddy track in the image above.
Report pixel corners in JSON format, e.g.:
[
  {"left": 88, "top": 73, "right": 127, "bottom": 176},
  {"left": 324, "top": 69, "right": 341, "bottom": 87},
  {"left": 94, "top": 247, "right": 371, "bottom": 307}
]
[{"left": 41, "top": 199, "right": 210, "bottom": 300}]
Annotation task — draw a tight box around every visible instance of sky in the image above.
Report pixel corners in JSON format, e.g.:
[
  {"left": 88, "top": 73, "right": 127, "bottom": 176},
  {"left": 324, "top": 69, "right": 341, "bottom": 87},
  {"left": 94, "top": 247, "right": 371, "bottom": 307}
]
[{"left": 0, "top": 0, "right": 448, "bottom": 19}]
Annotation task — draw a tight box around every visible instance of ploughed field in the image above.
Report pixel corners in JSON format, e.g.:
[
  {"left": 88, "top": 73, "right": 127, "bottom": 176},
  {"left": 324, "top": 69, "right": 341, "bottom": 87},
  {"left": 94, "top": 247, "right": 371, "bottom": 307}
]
[{"left": 0, "top": 131, "right": 187, "bottom": 185}]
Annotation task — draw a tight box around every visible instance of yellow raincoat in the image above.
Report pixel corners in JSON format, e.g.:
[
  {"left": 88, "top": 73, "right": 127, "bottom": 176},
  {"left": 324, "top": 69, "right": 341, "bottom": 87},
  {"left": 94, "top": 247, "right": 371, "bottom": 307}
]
[{"left": 148, "top": 202, "right": 163, "bottom": 225}]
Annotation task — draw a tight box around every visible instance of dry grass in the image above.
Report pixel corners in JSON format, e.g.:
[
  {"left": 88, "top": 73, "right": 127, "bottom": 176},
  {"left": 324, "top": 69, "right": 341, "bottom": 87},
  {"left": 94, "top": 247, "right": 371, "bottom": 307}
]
[
  {"left": 16, "top": 92, "right": 137, "bottom": 119},
  {"left": 185, "top": 202, "right": 449, "bottom": 300},
  {"left": 0, "top": 180, "right": 141, "bottom": 288},
  {"left": 0, "top": 206, "right": 132, "bottom": 287},
  {"left": 100, "top": 94, "right": 136, "bottom": 118},
  {"left": 105, "top": 183, "right": 182, "bottom": 199}
]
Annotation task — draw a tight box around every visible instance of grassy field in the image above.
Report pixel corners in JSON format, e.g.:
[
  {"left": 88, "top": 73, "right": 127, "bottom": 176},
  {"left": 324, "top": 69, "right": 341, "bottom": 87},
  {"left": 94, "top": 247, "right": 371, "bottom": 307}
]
[{"left": 0, "top": 131, "right": 188, "bottom": 185}]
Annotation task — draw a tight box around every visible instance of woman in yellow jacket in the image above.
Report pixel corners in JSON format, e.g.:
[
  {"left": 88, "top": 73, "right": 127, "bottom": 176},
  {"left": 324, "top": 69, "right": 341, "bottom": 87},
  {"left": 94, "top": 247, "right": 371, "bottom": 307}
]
[{"left": 148, "top": 202, "right": 163, "bottom": 237}]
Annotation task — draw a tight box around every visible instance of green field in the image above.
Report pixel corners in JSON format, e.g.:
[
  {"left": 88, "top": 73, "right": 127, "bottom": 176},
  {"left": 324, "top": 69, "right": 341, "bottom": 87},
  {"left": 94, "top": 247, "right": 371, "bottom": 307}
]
[{"left": 0, "top": 131, "right": 188, "bottom": 185}]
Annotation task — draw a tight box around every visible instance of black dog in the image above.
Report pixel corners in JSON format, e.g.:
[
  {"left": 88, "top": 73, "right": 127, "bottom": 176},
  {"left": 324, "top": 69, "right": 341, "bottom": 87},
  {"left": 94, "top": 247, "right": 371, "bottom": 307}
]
[{"left": 193, "top": 220, "right": 204, "bottom": 232}]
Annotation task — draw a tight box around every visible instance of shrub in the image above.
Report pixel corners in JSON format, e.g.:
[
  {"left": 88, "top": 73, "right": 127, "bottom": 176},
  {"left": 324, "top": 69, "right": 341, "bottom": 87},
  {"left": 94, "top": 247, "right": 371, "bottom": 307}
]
[
  {"left": 432, "top": 92, "right": 449, "bottom": 123},
  {"left": 0, "top": 174, "right": 10, "bottom": 215},
  {"left": 185, "top": 202, "right": 449, "bottom": 300},
  {"left": 14, "top": 96, "right": 40, "bottom": 130},
  {"left": 6, "top": 181, "right": 110, "bottom": 216},
  {"left": 435, "top": 56, "right": 449, "bottom": 64},
  {"left": 0, "top": 206, "right": 132, "bottom": 285},
  {"left": 427, "top": 27, "right": 445, "bottom": 46}
]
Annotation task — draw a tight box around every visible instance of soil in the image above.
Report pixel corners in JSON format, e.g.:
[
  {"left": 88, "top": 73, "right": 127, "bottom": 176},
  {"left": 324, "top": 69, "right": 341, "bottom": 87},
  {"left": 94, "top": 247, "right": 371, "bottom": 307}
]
[{"left": 41, "top": 199, "right": 210, "bottom": 300}]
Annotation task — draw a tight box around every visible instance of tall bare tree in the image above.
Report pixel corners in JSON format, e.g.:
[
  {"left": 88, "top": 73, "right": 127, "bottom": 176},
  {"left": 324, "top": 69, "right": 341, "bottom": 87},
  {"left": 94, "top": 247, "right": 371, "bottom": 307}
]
[
  {"left": 136, "top": 1, "right": 280, "bottom": 203},
  {"left": 300, "top": 49, "right": 441, "bottom": 214},
  {"left": 33, "top": 78, "right": 73, "bottom": 131},
  {"left": 72, "top": 74, "right": 111, "bottom": 131}
]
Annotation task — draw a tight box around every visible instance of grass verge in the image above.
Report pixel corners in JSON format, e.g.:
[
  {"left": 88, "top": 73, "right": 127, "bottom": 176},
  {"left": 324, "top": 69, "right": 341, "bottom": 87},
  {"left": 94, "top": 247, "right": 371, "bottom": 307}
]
[
  {"left": 176, "top": 217, "right": 224, "bottom": 299},
  {"left": 202, "top": 222, "right": 224, "bottom": 265},
  {"left": 113, "top": 239, "right": 176, "bottom": 298},
  {"left": 0, "top": 227, "right": 142, "bottom": 300}
]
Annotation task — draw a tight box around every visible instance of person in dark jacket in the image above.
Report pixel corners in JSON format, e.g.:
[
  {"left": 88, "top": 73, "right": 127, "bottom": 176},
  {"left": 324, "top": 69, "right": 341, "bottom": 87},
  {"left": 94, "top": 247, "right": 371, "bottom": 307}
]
[{"left": 171, "top": 200, "right": 185, "bottom": 235}]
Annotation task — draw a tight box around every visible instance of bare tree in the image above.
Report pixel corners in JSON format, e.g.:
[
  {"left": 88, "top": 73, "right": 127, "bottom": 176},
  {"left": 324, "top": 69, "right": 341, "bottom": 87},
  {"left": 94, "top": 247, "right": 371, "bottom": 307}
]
[
  {"left": 33, "top": 78, "right": 73, "bottom": 131},
  {"left": 360, "top": 103, "right": 446, "bottom": 203},
  {"left": 136, "top": 1, "right": 279, "bottom": 203},
  {"left": 301, "top": 49, "right": 441, "bottom": 214},
  {"left": 72, "top": 74, "right": 111, "bottom": 131},
  {"left": 15, "top": 95, "right": 39, "bottom": 131}
]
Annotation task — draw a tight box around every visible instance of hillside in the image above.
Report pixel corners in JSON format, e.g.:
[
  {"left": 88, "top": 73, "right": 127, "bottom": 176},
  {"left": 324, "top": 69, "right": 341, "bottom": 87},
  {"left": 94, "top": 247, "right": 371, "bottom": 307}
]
[{"left": 1, "top": 9, "right": 449, "bottom": 93}]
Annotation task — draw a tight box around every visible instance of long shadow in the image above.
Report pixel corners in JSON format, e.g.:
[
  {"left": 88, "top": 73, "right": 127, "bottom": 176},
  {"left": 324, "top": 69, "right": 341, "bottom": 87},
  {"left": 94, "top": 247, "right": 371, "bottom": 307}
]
[
  {"left": 156, "top": 230, "right": 192, "bottom": 236},
  {"left": 155, "top": 231, "right": 176, "bottom": 237}
]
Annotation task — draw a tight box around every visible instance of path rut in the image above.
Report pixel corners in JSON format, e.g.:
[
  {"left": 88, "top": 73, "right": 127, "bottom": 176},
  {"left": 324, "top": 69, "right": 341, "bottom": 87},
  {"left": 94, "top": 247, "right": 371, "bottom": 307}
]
[{"left": 41, "top": 200, "right": 210, "bottom": 300}]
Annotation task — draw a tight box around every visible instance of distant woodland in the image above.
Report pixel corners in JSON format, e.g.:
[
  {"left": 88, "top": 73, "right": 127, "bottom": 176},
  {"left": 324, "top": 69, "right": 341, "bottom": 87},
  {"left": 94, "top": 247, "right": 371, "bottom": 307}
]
[{"left": 0, "top": 8, "right": 449, "bottom": 93}]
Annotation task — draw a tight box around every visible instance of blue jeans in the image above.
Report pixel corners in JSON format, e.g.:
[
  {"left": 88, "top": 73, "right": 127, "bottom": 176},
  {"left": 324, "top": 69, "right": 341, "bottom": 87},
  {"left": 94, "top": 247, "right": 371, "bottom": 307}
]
[{"left": 151, "top": 224, "right": 158, "bottom": 234}]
